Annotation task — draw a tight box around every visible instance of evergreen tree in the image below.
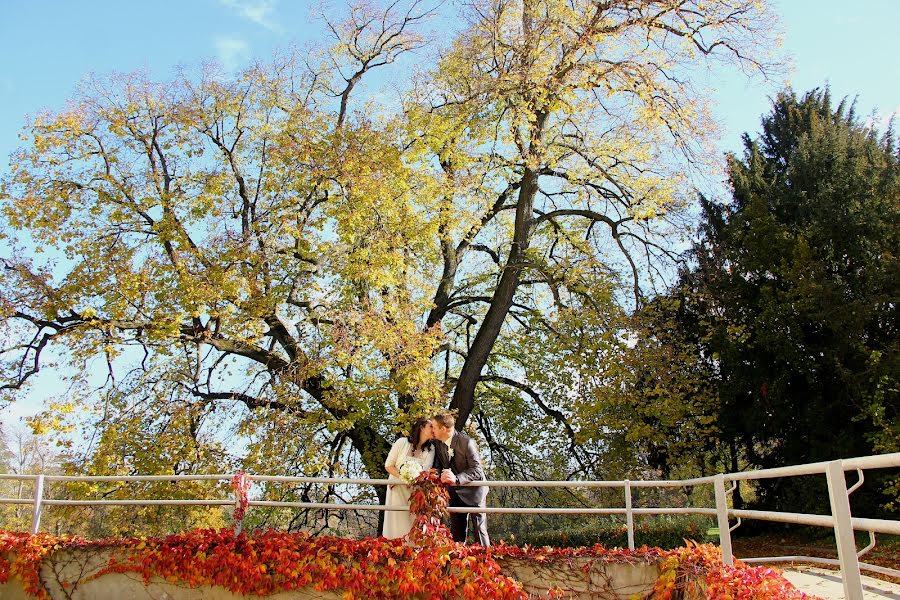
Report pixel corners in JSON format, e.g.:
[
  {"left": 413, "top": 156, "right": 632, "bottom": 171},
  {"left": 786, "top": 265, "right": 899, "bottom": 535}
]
[{"left": 684, "top": 88, "right": 899, "bottom": 516}]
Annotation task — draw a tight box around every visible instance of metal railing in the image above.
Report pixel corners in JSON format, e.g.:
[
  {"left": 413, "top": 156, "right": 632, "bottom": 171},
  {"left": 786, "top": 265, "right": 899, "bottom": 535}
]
[{"left": 2, "top": 452, "right": 899, "bottom": 600}]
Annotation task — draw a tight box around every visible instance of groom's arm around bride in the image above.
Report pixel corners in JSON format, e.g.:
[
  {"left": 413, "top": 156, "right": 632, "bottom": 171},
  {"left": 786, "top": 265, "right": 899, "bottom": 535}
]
[{"left": 431, "top": 412, "right": 490, "bottom": 547}]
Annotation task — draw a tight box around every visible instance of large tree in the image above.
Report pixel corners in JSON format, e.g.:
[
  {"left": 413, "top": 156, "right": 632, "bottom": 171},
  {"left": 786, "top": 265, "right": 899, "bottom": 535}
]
[
  {"left": 677, "top": 88, "right": 899, "bottom": 515},
  {"left": 0, "top": 0, "right": 775, "bottom": 522}
]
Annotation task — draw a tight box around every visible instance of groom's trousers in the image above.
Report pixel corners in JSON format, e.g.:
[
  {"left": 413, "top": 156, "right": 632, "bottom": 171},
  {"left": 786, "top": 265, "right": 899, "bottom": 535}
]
[{"left": 449, "top": 493, "right": 490, "bottom": 546}]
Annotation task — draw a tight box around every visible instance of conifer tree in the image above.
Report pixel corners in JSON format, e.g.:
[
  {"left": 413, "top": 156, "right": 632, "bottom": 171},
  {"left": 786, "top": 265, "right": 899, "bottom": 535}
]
[{"left": 683, "top": 88, "right": 899, "bottom": 515}]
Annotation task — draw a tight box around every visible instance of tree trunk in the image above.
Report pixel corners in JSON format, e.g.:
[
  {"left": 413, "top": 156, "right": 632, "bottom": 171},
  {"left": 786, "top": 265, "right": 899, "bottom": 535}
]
[
  {"left": 304, "top": 379, "right": 391, "bottom": 529},
  {"left": 450, "top": 156, "right": 542, "bottom": 427}
]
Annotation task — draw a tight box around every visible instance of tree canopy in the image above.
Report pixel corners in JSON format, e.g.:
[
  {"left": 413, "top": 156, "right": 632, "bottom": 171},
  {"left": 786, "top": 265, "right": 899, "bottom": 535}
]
[
  {"left": 0, "top": 0, "right": 777, "bottom": 527},
  {"left": 653, "top": 88, "right": 899, "bottom": 514}
]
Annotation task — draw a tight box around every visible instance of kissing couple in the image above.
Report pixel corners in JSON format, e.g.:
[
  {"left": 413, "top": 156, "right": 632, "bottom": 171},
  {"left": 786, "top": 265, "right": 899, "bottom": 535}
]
[{"left": 382, "top": 412, "right": 490, "bottom": 546}]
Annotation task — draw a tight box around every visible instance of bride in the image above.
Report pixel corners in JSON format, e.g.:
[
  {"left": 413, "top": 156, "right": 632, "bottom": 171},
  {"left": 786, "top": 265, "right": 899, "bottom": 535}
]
[{"left": 382, "top": 417, "right": 435, "bottom": 539}]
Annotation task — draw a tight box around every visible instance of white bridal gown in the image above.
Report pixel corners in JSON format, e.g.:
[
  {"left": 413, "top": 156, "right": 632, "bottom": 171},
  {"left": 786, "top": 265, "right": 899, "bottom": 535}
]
[{"left": 382, "top": 437, "right": 435, "bottom": 539}]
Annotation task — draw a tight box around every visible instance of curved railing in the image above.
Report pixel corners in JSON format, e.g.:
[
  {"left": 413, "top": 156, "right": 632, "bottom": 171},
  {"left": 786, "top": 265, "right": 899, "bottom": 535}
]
[{"left": 2, "top": 452, "right": 899, "bottom": 600}]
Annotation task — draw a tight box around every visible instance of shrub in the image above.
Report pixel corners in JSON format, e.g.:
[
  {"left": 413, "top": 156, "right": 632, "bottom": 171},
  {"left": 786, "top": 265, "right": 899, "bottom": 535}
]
[{"left": 493, "top": 514, "right": 717, "bottom": 549}]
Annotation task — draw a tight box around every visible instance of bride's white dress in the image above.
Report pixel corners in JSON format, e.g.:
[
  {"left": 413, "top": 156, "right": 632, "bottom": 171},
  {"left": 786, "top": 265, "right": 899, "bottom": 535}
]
[{"left": 382, "top": 437, "right": 435, "bottom": 539}]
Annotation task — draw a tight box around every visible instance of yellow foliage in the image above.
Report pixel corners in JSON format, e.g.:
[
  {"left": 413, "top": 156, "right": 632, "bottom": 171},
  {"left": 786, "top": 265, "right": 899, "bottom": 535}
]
[{"left": 0, "top": 0, "right": 777, "bottom": 531}]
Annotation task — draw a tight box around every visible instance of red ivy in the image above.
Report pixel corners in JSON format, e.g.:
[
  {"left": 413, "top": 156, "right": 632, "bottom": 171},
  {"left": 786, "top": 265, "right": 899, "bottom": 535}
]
[
  {"left": 1, "top": 531, "right": 820, "bottom": 599},
  {"left": 0, "top": 530, "right": 128, "bottom": 600},
  {"left": 408, "top": 469, "right": 452, "bottom": 544},
  {"left": 1, "top": 528, "right": 526, "bottom": 600},
  {"left": 651, "top": 541, "right": 819, "bottom": 600},
  {"left": 0, "top": 531, "right": 54, "bottom": 599},
  {"left": 0, "top": 476, "right": 818, "bottom": 600},
  {"left": 230, "top": 471, "right": 249, "bottom": 528}
]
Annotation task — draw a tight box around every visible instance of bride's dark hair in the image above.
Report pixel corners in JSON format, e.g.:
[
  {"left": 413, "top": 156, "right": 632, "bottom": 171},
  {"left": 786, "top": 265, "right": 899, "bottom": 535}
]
[{"left": 406, "top": 417, "right": 434, "bottom": 453}]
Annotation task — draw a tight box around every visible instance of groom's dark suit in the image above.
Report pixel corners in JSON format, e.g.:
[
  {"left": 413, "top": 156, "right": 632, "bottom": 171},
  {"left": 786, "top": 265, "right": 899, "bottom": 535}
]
[{"left": 433, "top": 430, "right": 490, "bottom": 546}]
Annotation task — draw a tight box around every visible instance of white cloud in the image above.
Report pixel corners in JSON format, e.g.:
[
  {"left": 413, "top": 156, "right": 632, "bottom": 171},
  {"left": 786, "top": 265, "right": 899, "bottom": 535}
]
[
  {"left": 214, "top": 36, "right": 251, "bottom": 71},
  {"left": 219, "top": 0, "right": 284, "bottom": 33}
]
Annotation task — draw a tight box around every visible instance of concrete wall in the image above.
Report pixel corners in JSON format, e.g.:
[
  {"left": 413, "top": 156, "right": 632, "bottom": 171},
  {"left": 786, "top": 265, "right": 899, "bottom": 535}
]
[
  {"left": 0, "top": 548, "right": 340, "bottom": 600},
  {"left": 496, "top": 556, "right": 663, "bottom": 599},
  {"left": 2, "top": 549, "right": 680, "bottom": 599}
]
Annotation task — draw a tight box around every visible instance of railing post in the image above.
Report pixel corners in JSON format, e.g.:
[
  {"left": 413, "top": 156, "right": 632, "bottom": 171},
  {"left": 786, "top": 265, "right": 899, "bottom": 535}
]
[
  {"left": 825, "top": 460, "right": 864, "bottom": 600},
  {"left": 31, "top": 474, "right": 45, "bottom": 534},
  {"left": 714, "top": 474, "right": 733, "bottom": 566},
  {"left": 624, "top": 480, "right": 635, "bottom": 550}
]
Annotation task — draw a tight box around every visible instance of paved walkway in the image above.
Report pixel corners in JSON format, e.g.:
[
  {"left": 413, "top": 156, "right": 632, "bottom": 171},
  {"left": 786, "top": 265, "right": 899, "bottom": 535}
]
[{"left": 782, "top": 566, "right": 900, "bottom": 599}]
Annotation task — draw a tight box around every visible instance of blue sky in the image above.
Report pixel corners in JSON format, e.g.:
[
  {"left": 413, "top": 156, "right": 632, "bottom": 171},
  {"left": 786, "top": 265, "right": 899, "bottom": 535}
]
[
  {"left": 1, "top": 0, "right": 899, "bottom": 171},
  {"left": 712, "top": 1, "right": 900, "bottom": 150},
  {"left": 1, "top": 0, "right": 899, "bottom": 425}
]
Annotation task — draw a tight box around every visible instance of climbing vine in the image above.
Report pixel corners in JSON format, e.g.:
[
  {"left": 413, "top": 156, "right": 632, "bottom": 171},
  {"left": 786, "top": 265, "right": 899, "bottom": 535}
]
[{"left": 0, "top": 473, "right": 816, "bottom": 599}]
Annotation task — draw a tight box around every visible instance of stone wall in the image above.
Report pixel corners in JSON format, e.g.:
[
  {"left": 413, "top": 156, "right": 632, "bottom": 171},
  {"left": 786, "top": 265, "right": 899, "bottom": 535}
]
[
  {"left": 1, "top": 548, "right": 669, "bottom": 599},
  {"left": 1, "top": 547, "right": 340, "bottom": 599}
]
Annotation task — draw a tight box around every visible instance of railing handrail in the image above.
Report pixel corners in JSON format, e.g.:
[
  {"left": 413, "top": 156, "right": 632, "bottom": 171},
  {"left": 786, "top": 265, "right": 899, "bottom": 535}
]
[
  {"left": 2, "top": 452, "right": 899, "bottom": 599},
  {"left": 721, "top": 452, "right": 900, "bottom": 481},
  {"left": 4, "top": 451, "right": 897, "bottom": 486},
  {"left": 35, "top": 474, "right": 234, "bottom": 482}
]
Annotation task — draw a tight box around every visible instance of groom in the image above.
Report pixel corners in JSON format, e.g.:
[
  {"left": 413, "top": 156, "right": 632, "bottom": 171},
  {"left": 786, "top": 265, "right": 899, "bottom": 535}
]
[{"left": 431, "top": 412, "right": 490, "bottom": 546}]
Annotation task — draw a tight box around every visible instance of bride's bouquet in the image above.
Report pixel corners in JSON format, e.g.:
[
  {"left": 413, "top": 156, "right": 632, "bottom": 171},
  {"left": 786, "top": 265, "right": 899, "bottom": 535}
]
[{"left": 398, "top": 459, "right": 424, "bottom": 484}]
